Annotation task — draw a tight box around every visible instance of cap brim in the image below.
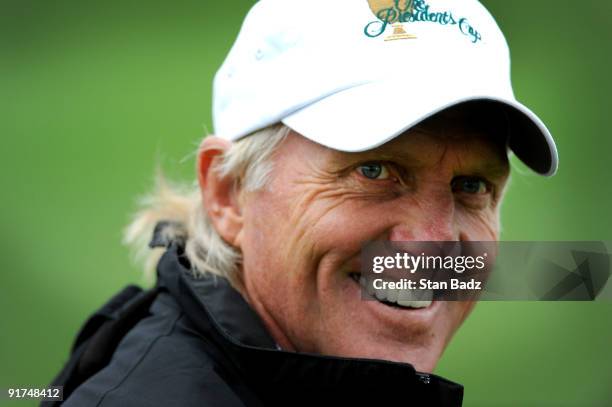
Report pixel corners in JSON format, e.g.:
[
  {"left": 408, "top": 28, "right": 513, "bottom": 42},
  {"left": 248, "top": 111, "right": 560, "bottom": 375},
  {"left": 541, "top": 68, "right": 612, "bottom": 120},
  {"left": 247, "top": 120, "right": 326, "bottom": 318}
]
[{"left": 282, "top": 80, "right": 558, "bottom": 176}]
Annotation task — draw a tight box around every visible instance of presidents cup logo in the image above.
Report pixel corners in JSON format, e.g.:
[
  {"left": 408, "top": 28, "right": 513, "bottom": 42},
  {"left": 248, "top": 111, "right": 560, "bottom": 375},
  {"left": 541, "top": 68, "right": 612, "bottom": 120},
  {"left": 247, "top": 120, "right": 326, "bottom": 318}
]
[
  {"left": 365, "top": 0, "right": 482, "bottom": 43},
  {"left": 367, "top": 0, "right": 417, "bottom": 41}
]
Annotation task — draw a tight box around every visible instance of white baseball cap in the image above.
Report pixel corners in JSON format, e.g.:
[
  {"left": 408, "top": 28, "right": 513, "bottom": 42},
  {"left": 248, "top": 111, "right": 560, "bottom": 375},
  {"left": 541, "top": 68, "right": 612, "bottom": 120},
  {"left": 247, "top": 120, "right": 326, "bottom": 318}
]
[{"left": 213, "top": 0, "right": 558, "bottom": 176}]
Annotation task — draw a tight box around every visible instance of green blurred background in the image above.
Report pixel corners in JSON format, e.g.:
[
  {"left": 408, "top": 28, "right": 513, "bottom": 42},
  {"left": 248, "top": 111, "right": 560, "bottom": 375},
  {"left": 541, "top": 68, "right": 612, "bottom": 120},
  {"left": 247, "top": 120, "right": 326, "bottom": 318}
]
[{"left": 1, "top": 0, "right": 611, "bottom": 405}]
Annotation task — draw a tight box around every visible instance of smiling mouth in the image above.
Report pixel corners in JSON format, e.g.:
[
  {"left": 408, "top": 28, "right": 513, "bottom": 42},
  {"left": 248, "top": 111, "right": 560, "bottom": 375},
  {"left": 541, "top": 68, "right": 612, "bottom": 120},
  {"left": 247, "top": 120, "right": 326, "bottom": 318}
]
[{"left": 348, "top": 273, "right": 433, "bottom": 310}]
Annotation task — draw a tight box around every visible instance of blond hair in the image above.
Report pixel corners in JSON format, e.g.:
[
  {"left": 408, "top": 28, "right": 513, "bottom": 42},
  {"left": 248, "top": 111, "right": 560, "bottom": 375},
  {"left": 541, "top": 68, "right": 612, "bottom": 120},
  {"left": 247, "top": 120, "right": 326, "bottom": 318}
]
[{"left": 123, "top": 124, "right": 289, "bottom": 286}]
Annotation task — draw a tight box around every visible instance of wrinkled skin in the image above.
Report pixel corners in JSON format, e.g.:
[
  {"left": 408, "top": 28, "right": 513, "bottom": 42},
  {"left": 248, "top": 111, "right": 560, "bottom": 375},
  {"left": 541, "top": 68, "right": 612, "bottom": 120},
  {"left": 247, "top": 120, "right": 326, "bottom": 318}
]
[{"left": 199, "top": 112, "right": 510, "bottom": 372}]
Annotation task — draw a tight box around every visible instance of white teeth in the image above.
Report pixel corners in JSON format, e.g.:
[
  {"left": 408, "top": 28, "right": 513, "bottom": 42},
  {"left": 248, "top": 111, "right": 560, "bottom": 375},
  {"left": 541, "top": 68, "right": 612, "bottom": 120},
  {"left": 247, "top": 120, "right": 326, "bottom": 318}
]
[
  {"left": 374, "top": 287, "right": 387, "bottom": 301},
  {"left": 363, "top": 277, "right": 375, "bottom": 297},
  {"left": 396, "top": 299, "right": 432, "bottom": 308},
  {"left": 397, "top": 287, "right": 433, "bottom": 308},
  {"left": 386, "top": 287, "right": 399, "bottom": 303},
  {"left": 358, "top": 277, "right": 433, "bottom": 309}
]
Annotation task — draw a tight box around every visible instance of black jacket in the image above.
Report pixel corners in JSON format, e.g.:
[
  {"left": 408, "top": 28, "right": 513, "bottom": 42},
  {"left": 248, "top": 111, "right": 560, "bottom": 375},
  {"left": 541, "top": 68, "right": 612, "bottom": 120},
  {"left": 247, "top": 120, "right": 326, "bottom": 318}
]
[{"left": 59, "top": 240, "right": 464, "bottom": 406}]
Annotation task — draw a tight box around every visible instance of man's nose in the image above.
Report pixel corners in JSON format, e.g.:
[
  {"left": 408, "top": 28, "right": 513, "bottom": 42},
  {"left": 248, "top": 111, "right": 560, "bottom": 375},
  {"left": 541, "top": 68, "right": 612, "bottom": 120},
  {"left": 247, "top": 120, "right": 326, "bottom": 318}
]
[{"left": 388, "top": 193, "right": 458, "bottom": 242}]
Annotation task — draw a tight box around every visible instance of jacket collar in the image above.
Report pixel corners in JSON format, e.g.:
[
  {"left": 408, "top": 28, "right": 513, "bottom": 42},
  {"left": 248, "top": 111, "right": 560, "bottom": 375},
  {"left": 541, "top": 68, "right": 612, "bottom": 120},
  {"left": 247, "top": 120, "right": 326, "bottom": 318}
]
[{"left": 155, "top": 238, "right": 464, "bottom": 404}]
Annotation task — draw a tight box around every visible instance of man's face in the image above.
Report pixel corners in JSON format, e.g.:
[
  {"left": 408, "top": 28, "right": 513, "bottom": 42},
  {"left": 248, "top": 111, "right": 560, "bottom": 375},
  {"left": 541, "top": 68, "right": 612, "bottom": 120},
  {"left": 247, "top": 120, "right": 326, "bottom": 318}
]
[{"left": 236, "top": 112, "right": 510, "bottom": 372}]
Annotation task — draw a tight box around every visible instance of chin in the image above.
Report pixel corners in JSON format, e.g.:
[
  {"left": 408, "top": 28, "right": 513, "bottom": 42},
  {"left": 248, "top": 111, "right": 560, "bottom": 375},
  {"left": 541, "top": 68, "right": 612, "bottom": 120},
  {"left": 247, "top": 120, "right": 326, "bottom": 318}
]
[{"left": 324, "top": 272, "right": 454, "bottom": 370}]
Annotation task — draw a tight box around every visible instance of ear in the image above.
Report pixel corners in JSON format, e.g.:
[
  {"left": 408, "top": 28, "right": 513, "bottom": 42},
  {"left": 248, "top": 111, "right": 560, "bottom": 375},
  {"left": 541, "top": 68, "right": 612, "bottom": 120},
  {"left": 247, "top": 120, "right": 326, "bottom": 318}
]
[{"left": 197, "top": 136, "right": 243, "bottom": 248}]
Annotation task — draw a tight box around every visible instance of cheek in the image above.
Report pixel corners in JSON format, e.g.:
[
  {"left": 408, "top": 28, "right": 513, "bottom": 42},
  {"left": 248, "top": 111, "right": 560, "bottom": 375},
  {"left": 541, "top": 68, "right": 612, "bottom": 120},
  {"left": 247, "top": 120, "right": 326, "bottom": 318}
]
[
  {"left": 238, "top": 194, "right": 297, "bottom": 307},
  {"left": 456, "top": 209, "right": 500, "bottom": 240},
  {"left": 299, "top": 200, "right": 388, "bottom": 253},
  {"left": 277, "top": 184, "right": 397, "bottom": 266}
]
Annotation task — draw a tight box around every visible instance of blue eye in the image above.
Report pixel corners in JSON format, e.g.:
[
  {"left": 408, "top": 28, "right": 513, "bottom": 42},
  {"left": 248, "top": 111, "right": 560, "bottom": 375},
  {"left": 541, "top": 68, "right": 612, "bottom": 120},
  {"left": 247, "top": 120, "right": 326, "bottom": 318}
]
[
  {"left": 451, "top": 177, "right": 489, "bottom": 194},
  {"left": 357, "top": 163, "right": 390, "bottom": 180}
]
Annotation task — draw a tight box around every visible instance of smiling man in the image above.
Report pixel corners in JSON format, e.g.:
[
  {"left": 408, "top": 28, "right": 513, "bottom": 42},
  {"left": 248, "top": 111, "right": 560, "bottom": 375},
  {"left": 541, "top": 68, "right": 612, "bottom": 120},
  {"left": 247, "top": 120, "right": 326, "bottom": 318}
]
[
  {"left": 50, "top": 0, "right": 557, "bottom": 406},
  {"left": 217, "top": 105, "right": 511, "bottom": 374}
]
